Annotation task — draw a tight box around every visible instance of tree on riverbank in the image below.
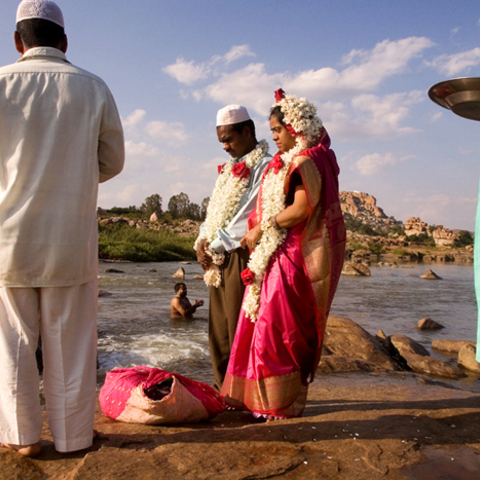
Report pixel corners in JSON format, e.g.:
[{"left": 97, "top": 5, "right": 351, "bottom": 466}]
[
  {"left": 167, "top": 192, "right": 208, "bottom": 221},
  {"left": 141, "top": 193, "right": 162, "bottom": 218}
]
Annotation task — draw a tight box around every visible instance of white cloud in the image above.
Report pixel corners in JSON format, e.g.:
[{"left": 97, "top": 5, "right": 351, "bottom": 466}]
[
  {"left": 206, "top": 63, "right": 279, "bottom": 114},
  {"left": 223, "top": 45, "right": 256, "bottom": 64},
  {"left": 327, "top": 91, "right": 424, "bottom": 140},
  {"left": 201, "top": 37, "right": 433, "bottom": 116},
  {"left": 125, "top": 140, "right": 159, "bottom": 157},
  {"left": 430, "top": 111, "right": 443, "bottom": 122},
  {"left": 164, "top": 45, "right": 255, "bottom": 86},
  {"left": 122, "top": 109, "right": 146, "bottom": 129},
  {"left": 98, "top": 182, "right": 157, "bottom": 207},
  {"left": 163, "top": 58, "right": 210, "bottom": 85},
  {"left": 145, "top": 120, "right": 188, "bottom": 144},
  {"left": 337, "top": 37, "right": 435, "bottom": 91},
  {"left": 427, "top": 47, "right": 480, "bottom": 76},
  {"left": 354, "top": 152, "right": 414, "bottom": 175}
]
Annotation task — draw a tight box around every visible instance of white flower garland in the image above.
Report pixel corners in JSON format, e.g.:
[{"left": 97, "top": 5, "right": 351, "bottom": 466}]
[
  {"left": 242, "top": 140, "right": 308, "bottom": 321},
  {"left": 196, "top": 140, "right": 269, "bottom": 287}
]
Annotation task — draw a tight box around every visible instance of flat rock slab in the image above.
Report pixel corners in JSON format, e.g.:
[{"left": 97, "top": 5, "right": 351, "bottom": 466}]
[
  {"left": 432, "top": 340, "right": 476, "bottom": 353},
  {"left": 2, "top": 372, "right": 479, "bottom": 480}
]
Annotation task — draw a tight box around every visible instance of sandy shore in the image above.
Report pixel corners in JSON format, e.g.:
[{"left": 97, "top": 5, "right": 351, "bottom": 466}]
[{"left": 1, "top": 371, "right": 479, "bottom": 480}]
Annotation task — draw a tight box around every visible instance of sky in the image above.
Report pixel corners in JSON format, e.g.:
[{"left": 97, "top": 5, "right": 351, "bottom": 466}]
[{"left": 1, "top": 1, "right": 480, "bottom": 230}]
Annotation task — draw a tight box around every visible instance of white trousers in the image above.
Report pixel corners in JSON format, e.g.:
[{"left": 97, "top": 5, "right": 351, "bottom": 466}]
[{"left": 0, "top": 280, "right": 97, "bottom": 452}]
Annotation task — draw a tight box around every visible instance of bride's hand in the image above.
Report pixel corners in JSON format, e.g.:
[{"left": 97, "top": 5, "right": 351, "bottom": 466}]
[{"left": 240, "top": 224, "right": 263, "bottom": 250}]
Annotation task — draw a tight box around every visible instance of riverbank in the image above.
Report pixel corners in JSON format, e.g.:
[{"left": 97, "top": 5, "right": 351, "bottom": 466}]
[
  {"left": 97, "top": 216, "right": 474, "bottom": 264},
  {"left": 3, "top": 372, "right": 479, "bottom": 480}
]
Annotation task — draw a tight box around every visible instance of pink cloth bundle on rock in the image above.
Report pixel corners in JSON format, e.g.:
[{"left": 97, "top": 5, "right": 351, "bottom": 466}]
[{"left": 99, "top": 366, "right": 226, "bottom": 424}]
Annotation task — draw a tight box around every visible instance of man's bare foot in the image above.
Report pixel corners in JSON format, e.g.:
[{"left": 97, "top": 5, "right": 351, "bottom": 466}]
[{"left": 1, "top": 442, "right": 41, "bottom": 457}]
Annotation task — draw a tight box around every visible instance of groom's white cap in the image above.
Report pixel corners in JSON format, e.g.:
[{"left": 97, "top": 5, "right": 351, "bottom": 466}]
[
  {"left": 16, "top": 0, "right": 65, "bottom": 28},
  {"left": 216, "top": 105, "right": 251, "bottom": 126}
]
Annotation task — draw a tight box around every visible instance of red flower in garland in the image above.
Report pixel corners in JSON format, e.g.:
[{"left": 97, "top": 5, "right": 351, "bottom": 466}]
[
  {"left": 268, "top": 156, "right": 284, "bottom": 174},
  {"left": 285, "top": 124, "right": 297, "bottom": 137},
  {"left": 217, "top": 163, "right": 226, "bottom": 175},
  {"left": 241, "top": 267, "right": 255, "bottom": 286},
  {"left": 274, "top": 88, "right": 285, "bottom": 102},
  {"left": 231, "top": 161, "right": 250, "bottom": 179}
]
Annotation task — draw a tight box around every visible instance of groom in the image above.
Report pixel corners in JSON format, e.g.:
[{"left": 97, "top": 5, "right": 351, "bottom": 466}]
[{"left": 196, "top": 105, "right": 270, "bottom": 390}]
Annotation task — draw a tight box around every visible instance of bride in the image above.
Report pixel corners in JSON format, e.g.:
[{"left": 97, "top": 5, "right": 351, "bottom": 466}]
[{"left": 221, "top": 89, "right": 346, "bottom": 419}]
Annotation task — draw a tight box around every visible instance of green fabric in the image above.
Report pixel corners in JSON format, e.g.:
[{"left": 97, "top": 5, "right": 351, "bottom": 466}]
[{"left": 474, "top": 180, "right": 480, "bottom": 362}]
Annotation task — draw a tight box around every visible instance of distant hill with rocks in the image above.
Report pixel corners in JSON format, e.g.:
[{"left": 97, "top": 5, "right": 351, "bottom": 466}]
[{"left": 340, "top": 191, "right": 468, "bottom": 249}]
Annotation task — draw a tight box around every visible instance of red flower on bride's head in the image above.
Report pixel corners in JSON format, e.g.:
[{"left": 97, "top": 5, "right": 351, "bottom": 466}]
[
  {"left": 268, "top": 155, "right": 284, "bottom": 174},
  {"left": 285, "top": 124, "right": 297, "bottom": 137},
  {"left": 274, "top": 88, "right": 285, "bottom": 102},
  {"left": 231, "top": 161, "right": 250, "bottom": 179},
  {"left": 241, "top": 267, "right": 255, "bottom": 286},
  {"left": 217, "top": 163, "right": 226, "bottom": 175}
]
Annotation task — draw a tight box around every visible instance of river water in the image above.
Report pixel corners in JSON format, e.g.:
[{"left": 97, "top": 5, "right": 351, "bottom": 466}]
[{"left": 97, "top": 261, "right": 478, "bottom": 385}]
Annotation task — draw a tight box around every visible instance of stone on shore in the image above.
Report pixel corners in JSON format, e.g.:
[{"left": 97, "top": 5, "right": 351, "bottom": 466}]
[
  {"left": 457, "top": 344, "right": 480, "bottom": 373},
  {"left": 105, "top": 268, "right": 125, "bottom": 274},
  {"left": 320, "top": 316, "right": 399, "bottom": 372},
  {"left": 389, "top": 334, "right": 464, "bottom": 379},
  {"left": 172, "top": 267, "right": 185, "bottom": 279},
  {"left": 431, "top": 339, "right": 476, "bottom": 353},
  {"left": 420, "top": 269, "right": 442, "bottom": 280},
  {"left": 416, "top": 318, "right": 445, "bottom": 330}
]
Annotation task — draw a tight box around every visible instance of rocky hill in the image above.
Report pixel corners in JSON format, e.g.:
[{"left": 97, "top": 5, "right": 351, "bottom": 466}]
[
  {"left": 340, "top": 191, "right": 393, "bottom": 226},
  {"left": 339, "top": 191, "right": 473, "bottom": 262}
]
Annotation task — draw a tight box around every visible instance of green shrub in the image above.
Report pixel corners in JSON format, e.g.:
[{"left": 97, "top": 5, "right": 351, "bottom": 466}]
[
  {"left": 406, "top": 233, "right": 435, "bottom": 247},
  {"left": 368, "top": 242, "right": 385, "bottom": 255},
  {"left": 349, "top": 241, "right": 366, "bottom": 251},
  {"left": 98, "top": 223, "right": 196, "bottom": 262},
  {"left": 454, "top": 230, "right": 474, "bottom": 247}
]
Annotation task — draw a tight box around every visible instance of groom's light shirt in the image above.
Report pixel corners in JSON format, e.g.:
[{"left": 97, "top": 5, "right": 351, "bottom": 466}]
[{"left": 200, "top": 150, "right": 271, "bottom": 253}]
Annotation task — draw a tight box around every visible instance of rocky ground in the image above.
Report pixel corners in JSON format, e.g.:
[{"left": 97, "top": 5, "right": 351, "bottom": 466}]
[
  {"left": 2, "top": 315, "right": 479, "bottom": 480},
  {"left": 1, "top": 372, "right": 479, "bottom": 480}
]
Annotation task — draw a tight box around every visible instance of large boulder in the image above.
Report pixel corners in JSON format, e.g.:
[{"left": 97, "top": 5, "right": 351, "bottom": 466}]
[
  {"left": 457, "top": 344, "right": 480, "bottom": 373},
  {"left": 318, "top": 356, "right": 391, "bottom": 373},
  {"left": 389, "top": 334, "right": 464, "bottom": 379},
  {"left": 432, "top": 340, "right": 476, "bottom": 353},
  {"left": 321, "top": 316, "right": 399, "bottom": 371}
]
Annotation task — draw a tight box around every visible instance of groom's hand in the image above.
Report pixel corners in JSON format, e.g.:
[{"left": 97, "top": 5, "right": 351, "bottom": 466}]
[{"left": 196, "top": 239, "right": 213, "bottom": 271}]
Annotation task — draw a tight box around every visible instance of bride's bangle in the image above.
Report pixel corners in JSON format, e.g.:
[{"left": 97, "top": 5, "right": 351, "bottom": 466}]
[{"left": 269, "top": 215, "right": 279, "bottom": 229}]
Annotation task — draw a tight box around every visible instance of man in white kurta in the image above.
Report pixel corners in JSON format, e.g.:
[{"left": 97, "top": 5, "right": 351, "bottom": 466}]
[{"left": 0, "top": 1, "right": 124, "bottom": 456}]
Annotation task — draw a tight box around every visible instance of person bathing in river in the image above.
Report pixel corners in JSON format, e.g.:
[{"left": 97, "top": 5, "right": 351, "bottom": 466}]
[
  {"left": 221, "top": 90, "right": 346, "bottom": 420},
  {"left": 170, "top": 283, "right": 204, "bottom": 319}
]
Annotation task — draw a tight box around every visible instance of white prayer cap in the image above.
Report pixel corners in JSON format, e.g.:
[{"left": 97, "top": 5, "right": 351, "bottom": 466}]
[
  {"left": 16, "top": 0, "right": 65, "bottom": 29},
  {"left": 216, "top": 105, "right": 251, "bottom": 127}
]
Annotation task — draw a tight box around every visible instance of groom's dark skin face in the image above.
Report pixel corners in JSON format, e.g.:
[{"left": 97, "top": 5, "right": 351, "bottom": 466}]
[{"left": 217, "top": 125, "right": 255, "bottom": 159}]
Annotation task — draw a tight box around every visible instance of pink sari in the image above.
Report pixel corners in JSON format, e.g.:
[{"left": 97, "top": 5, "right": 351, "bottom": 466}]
[{"left": 221, "top": 130, "right": 346, "bottom": 417}]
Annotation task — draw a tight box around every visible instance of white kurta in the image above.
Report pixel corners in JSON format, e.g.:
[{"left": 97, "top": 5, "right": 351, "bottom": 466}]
[
  {"left": 0, "top": 47, "right": 124, "bottom": 287},
  {"left": 0, "top": 46, "right": 124, "bottom": 452}
]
